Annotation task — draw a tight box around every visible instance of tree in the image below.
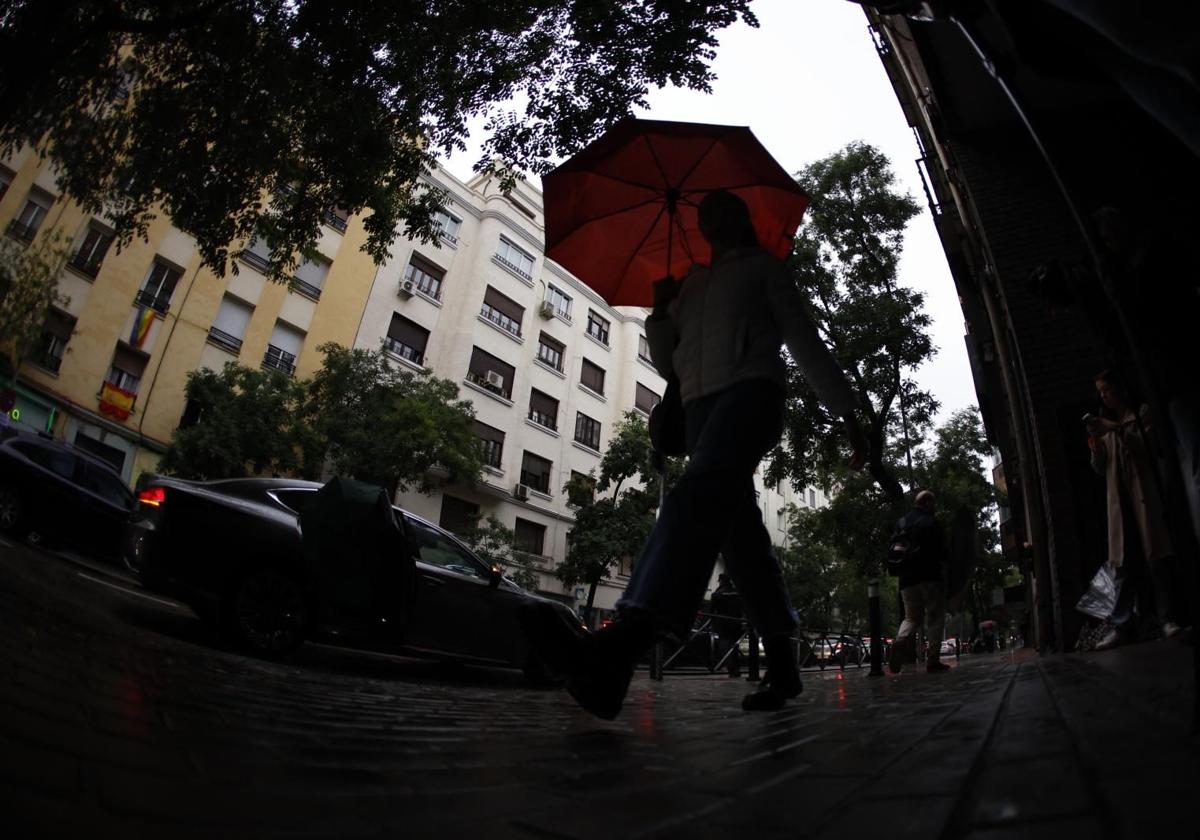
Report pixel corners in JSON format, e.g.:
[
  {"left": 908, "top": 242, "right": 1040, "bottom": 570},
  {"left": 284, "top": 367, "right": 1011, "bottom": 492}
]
[
  {"left": 458, "top": 514, "right": 540, "bottom": 592},
  {"left": 159, "top": 363, "right": 307, "bottom": 479},
  {"left": 557, "top": 411, "right": 682, "bottom": 617},
  {"left": 300, "top": 343, "right": 481, "bottom": 495},
  {"left": 767, "top": 142, "right": 930, "bottom": 504},
  {"left": 0, "top": 2, "right": 756, "bottom": 279},
  {"left": 0, "top": 229, "right": 71, "bottom": 385}
]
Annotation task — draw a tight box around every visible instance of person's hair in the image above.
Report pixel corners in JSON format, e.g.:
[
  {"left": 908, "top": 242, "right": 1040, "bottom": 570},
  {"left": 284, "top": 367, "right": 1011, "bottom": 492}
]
[
  {"left": 1093, "top": 369, "right": 1126, "bottom": 419},
  {"left": 698, "top": 190, "right": 758, "bottom": 249},
  {"left": 915, "top": 489, "right": 935, "bottom": 509}
]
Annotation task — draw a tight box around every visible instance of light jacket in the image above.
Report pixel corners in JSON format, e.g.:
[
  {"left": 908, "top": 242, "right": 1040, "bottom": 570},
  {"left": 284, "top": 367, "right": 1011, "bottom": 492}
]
[{"left": 644, "top": 246, "right": 856, "bottom": 415}]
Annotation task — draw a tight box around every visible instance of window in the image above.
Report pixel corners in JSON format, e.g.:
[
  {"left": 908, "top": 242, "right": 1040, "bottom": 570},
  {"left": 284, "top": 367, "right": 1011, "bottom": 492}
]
[
  {"left": 240, "top": 234, "right": 273, "bottom": 273},
  {"left": 433, "top": 209, "right": 461, "bottom": 243},
  {"left": 292, "top": 256, "right": 329, "bottom": 300},
  {"left": 403, "top": 254, "right": 445, "bottom": 300},
  {"left": 0, "top": 167, "right": 11, "bottom": 201},
  {"left": 574, "top": 412, "right": 601, "bottom": 450},
  {"left": 480, "top": 285, "right": 524, "bottom": 338},
  {"left": 208, "top": 295, "right": 252, "bottom": 354},
  {"left": 16, "top": 441, "right": 75, "bottom": 480},
  {"left": 635, "top": 383, "right": 661, "bottom": 415},
  {"left": 466, "top": 346, "right": 515, "bottom": 400},
  {"left": 495, "top": 236, "right": 534, "bottom": 279},
  {"left": 586, "top": 310, "right": 610, "bottom": 346},
  {"left": 8, "top": 190, "right": 52, "bottom": 242},
  {"left": 808, "top": 489, "right": 817, "bottom": 507},
  {"left": 580, "top": 359, "right": 605, "bottom": 396},
  {"left": 438, "top": 495, "right": 479, "bottom": 537},
  {"left": 70, "top": 223, "right": 114, "bottom": 278},
  {"left": 104, "top": 344, "right": 147, "bottom": 394},
  {"left": 74, "top": 433, "right": 128, "bottom": 475},
  {"left": 136, "top": 260, "right": 182, "bottom": 314},
  {"left": 618, "top": 554, "right": 635, "bottom": 577},
  {"left": 263, "top": 321, "right": 304, "bottom": 375},
  {"left": 323, "top": 205, "right": 349, "bottom": 233},
  {"left": 528, "top": 389, "right": 559, "bottom": 432},
  {"left": 407, "top": 516, "right": 490, "bottom": 580},
  {"left": 520, "top": 451, "right": 553, "bottom": 495},
  {"left": 385, "top": 312, "right": 430, "bottom": 365},
  {"left": 638, "top": 334, "right": 652, "bottom": 363},
  {"left": 34, "top": 309, "right": 75, "bottom": 373},
  {"left": 545, "top": 284, "right": 572, "bottom": 320},
  {"left": 536, "top": 332, "right": 564, "bottom": 372},
  {"left": 569, "top": 470, "right": 596, "bottom": 504},
  {"left": 514, "top": 518, "right": 546, "bottom": 557},
  {"left": 473, "top": 421, "right": 505, "bottom": 470}
]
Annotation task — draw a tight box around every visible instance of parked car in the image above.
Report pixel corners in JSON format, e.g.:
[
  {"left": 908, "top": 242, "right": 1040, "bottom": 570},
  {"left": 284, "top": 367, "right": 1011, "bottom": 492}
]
[
  {"left": 124, "top": 476, "right": 584, "bottom": 681},
  {"left": 940, "top": 637, "right": 958, "bottom": 657},
  {"left": 0, "top": 427, "right": 133, "bottom": 559}
]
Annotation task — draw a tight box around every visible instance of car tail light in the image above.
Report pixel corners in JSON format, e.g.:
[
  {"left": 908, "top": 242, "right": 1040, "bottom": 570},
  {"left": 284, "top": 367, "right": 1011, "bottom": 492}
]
[{"left": 137, "top": 487, "right": 166, "bottom": 507}]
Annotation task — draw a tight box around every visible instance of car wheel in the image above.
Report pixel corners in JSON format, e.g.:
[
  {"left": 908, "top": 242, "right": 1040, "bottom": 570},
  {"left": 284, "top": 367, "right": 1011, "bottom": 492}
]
[
  {"left": 0, "top": 485, "right": 26, "bottom": 536},
  {"left": 224, "top": 568, "right": 309, "bottom": 659}
]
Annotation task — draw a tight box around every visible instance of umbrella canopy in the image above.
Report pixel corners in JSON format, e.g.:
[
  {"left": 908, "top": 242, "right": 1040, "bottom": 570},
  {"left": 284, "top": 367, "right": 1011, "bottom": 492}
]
[{"left": 541, "top": 117, "right": 810, "bottom": 307}]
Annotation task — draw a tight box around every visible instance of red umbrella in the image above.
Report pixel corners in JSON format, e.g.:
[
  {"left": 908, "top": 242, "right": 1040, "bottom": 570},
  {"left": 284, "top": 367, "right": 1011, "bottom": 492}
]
[{"left": 541, "top": 117, "right": 809, "bottom": 307}]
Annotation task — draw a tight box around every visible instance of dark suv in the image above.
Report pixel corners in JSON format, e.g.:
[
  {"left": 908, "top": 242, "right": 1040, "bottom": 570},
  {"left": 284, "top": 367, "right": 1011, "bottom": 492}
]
[{"left": 0, "top": 427, "right": 133, "bottom": 559}]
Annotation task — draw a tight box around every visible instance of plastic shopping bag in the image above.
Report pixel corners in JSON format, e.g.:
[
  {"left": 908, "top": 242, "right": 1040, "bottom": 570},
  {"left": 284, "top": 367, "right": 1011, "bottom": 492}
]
[{"left": 1075, "top": 562, "right": 1121, "bottom": 619}]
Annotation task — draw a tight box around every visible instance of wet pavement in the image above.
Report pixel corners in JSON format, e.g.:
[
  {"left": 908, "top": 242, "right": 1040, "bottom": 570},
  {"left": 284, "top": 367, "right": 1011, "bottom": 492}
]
[{"left": 1, "top": 536, "right": 1195, "bottom": 839}]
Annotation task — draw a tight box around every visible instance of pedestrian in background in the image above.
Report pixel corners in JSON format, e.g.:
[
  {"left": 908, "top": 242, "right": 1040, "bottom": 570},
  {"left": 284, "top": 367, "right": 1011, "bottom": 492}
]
[
  {"left": 889, "top": 490, "right": 950, "bottom": 674},
  {"left": 523, "top": 190, "right": 868, "bottom": 719}
]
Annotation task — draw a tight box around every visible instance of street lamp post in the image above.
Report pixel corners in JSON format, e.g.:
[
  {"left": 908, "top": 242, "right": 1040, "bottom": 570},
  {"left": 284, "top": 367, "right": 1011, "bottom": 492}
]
[{"left": 868, "top": 576, "right": 884, "bottom": 676}]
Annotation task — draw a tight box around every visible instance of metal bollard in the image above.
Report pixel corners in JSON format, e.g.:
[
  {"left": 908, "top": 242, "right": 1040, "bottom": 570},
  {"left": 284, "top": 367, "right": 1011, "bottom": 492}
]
[
  {"left": 650, "top": 638, "right": 664, "bottom": 681},
  {"left": 747, "top": 629, "right": 760, "bottom": 682},
  {"left": 868, "top": 577, "right": 884, "bottom": 676}
]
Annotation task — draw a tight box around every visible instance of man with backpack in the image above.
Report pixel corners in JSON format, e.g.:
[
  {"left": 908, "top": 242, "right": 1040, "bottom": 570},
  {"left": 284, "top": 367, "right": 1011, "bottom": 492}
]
[{"left": 888, "top": 490, "right": 951, "bottom": 674}]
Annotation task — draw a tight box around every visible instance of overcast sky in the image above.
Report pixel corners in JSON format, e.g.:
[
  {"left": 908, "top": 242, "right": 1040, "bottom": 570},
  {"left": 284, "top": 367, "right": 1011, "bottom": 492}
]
[{"left": 441, "top": 0, "right": 977, "bottom": 429}]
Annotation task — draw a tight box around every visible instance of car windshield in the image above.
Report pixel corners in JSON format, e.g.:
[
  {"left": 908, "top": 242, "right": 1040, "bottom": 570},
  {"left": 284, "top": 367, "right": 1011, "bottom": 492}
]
[{"left": 405, "top": 516, "right": 490, "bottom": 581}]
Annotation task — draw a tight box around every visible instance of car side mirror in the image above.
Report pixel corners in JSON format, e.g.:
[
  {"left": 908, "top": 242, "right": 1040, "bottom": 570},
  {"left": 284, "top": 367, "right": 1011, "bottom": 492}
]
[{"left": 488, "top": 564, "right": 504, "bottom": 588}]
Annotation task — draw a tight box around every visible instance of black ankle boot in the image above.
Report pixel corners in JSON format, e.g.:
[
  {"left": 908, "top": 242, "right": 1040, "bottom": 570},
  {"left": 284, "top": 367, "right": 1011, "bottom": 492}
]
[
  {"left": 742, "top": 634, "right": 802, "bottom": 711},
  {"left": 568, "top": 611, "right": 655, "bottom": 720}
]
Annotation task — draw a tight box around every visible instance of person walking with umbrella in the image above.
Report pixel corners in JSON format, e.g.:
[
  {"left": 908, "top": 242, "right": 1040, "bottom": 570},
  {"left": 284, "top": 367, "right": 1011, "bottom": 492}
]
[{"left": 526, "top": 140, "right": 868, "bottom": 716}]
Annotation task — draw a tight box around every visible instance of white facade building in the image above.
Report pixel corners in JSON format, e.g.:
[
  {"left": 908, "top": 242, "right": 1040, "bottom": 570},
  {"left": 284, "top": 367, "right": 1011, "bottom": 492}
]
[{"left": 355, "top": 164, "right": 828, "bottom": 614}]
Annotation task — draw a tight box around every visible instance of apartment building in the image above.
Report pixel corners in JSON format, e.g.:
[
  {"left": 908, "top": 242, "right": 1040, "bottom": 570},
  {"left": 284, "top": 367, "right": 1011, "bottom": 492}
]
[
  {"left": 0, "top": 144, "right": 378, "bottom": 483},
  {"left": 0, "top": 140, "right": 826, "bottom": 612},
  {"left": 355, "top": 165, "right": 827, "bottom": 612}
]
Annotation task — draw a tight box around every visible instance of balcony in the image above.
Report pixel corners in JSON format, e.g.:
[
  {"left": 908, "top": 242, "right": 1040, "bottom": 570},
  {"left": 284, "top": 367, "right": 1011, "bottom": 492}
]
[
  {"left": 384, "top": 336, "right": 423, "bottom": 366},
  {"left": 68, "top": 252, "right": 103, "bottom": 279},
  {"left": 290, "top": 277, "right": 322, "bottom": 301},
  {"left": 479, "top": 303, "right": 521, "bottom": 338},
  {"left": 261, "top": 344, "right": 297, "bottom": 376},
  {"left": 134, "top": 288, "right": 171, "bottom": 314},
  {"left": 6, "top": 219, "right": 37, "bottom": 243},
  {"left": 527, "top": 410, "right": 557, "bottom": 432},
  {"left": 207, "top": 327, "right": 243, "bottom": 355},
  {"left": 477, "top": 439, "right": 503, "bottom": 469},
  {"left": 519, "top": 469, "right": 550, "bottom": 495},
  {"left": 322, "top": 208, "right": 348, "bottom": 233},
  {"left": 465, "top": 370, "right": 511, "bottom": 401},
  {"left": 238, "top": 249, "right": 272, "bottom": 274},
  {"left": 492, "top": 253, "right": 532, "bottom": 281}
]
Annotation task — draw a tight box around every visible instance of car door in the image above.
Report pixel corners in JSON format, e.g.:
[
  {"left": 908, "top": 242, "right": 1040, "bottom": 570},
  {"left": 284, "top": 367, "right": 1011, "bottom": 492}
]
[
  {"left": 14, "top": 441, "right": 78, "bottom": 536},
  {"left": 74, "top": 461, "right": 133, "bottom": 557},
  {"left": 401, "top": 516, "right": 509, "bottom": 662}
]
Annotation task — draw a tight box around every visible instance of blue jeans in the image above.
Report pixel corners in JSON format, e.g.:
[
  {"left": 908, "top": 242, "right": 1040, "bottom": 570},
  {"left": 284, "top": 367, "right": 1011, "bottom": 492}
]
[{"left": 617, "top": 379, "right": 798, "bottom": 639}]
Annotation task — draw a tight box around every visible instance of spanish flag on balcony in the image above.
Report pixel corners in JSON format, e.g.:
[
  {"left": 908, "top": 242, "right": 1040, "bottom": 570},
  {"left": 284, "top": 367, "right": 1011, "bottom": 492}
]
[
  {"left": 98, "top": 382, "right": 136, "bottom": 421},
  {"left": 130, "top": 305, "right": 154, "bottom": 350}
]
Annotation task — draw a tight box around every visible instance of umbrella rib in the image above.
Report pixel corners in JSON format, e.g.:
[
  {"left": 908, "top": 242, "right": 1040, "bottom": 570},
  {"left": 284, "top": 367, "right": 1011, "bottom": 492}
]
[
  {"left": 612, "top": 201, "right": 671, "bottom": 300},
  {"left": 552, "top": 195, "right": 674, "bottom": 238}
]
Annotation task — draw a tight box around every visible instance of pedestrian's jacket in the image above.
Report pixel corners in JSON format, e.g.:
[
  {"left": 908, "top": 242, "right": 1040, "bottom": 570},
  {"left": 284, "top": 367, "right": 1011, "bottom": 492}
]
[
  {"left": 897, "top": 508, "right": 945, "bottom": 589},
  {"left": 644, "top": 246, "right": 856, "bottom": 414}
]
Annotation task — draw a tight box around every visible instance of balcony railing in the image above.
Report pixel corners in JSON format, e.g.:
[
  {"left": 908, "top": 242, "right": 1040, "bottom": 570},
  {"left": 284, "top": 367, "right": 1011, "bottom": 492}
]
[
  {"left": 477, "top": 439, "right": 503, "bottom": 469},
  {"left": 479, "top": 303, "right": 521, "bottom": 337},
  {"left": 536, "top": 345, "right": 563, "bottom": 372},
  {"left": 68, "top": 252, "right": 103, "bottom": 279},
  {"left": 262, "top": 344, "right": 297, "bottom": 376},
  {"left": 239, "top": 249, "right": 272, "bottom": 273},
  {"left": 519, "top": 469, "right": 550, "bottom": 495},
  {"left": 323, "top": 209, "right": 348, "bottom": 233},
  {"left": 6, "top": 219, "right": 37, "bottom": 243},
  {"left": 492, "top": 253, "right": 532, "bottom": 280},
  {"left": 291, "top": 277, "right": 322, "bottom": 300},
  {"left": 207, "top": 327, "right": 243, "bottom": 355},
  {"left": 384, "top": 336, "right": 423, "bottom": 366},
  {"left": 134, "top": 288, "right": 171, "bottom": 314},
  {"left": 35, "top": 349, "right": 64, "bottom": 374},
  {"left": 527, "top": 410, "right": 557, "bottom": 432},
  {"left": 466, "top": 370, "right": 511, "bottom": 400}
]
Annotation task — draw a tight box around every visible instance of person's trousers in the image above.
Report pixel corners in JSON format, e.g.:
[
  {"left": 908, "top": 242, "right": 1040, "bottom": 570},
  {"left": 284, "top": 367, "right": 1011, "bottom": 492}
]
[
  {"left": 895, "top": 581, "right": 946, "bottom": 662},
  {"left": 617, "top": 379, "right": 797, "bottom": 640}
]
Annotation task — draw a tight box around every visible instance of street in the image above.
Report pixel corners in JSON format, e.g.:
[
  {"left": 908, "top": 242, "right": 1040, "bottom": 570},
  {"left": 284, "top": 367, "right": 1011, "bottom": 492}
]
[{"left": 0, "top": 537, "right": 1195, "bottom": 839}]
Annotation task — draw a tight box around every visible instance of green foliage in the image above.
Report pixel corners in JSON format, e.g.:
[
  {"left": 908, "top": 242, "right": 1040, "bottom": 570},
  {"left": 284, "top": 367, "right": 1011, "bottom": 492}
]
[
  {"left": 457, "top": 514, "right": 540, "bottom": 592},
  {"left": 0, "top": 228, "right": 71, "bottom": 382},
  {"left": 161, "top": 343, "right": 481, "bottom": 492},
  {"left": 558, "top": 411, "right": 682, "bottom": 608},
  {"left": 159, "top": 363, "right": 307, "bottom": 479},
  {"left": 0, "top": 2, "right": 756, "bottom": 279},
  {"left": 768, "top": 142, "right": 929, "bottom": 502},
  {"left": 300, "top": 343, "right": 481, "bottom": 494}
]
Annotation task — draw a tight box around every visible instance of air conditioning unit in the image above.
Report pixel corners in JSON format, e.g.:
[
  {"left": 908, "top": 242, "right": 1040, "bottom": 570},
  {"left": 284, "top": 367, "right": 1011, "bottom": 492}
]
[
  {"left": 398, "top": 279, "right": 415, "bottom": 298},
  {"left": 513, "top": 483, "right": 529, "bottom": 501},
  {"left": 538, "top": 301, "right": 555, "bottom": 319},
  {"left": 484, "top": 370, "right": 505, "bottom": 390}
]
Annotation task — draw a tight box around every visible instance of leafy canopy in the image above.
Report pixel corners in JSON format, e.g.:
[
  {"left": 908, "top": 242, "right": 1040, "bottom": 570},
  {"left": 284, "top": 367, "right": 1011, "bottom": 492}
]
[
  {"left": 0, "top": 1, "right": 756, "bottom": 278},
  {"left": 0, "top": 228, "right": 71, "bottom": 384}
]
